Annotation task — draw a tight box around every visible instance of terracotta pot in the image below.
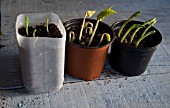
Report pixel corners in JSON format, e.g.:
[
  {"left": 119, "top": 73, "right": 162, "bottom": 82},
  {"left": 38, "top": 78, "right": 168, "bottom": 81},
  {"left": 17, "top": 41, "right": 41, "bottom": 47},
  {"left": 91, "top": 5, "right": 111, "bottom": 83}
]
[
  {"left": 109, "top": 20, "right": 162, "bottom": 76},
  {"left": 64, "top": 18, "right": 115, "bottom": 80}
]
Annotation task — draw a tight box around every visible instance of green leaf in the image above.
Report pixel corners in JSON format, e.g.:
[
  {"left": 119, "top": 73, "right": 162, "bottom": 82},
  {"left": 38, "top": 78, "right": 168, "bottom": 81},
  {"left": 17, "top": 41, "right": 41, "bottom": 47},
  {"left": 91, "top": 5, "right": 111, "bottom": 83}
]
[
  {"left": 97, "top": 6, "right": 117, "bottom": 21},
  {"left": 128, "top": 11, "right": 140, "bottom": 21},
  {"left": 86, "top": 10, "right": 96, "bottom": 17}
]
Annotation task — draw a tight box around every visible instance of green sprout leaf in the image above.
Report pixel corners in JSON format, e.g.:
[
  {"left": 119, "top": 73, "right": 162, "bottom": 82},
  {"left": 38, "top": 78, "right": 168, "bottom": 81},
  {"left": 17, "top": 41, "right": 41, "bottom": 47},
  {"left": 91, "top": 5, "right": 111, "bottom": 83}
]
[
  {"left": 97, "top": 6, "right": 117, "bottom": 21},
  {"left": 135, "top": 30, "right": 156, "bottom": 47},
  {"left": 25, "top": 16, "right": 29, "bottom": 36},
  {"left": 118, "top": 11, "right": 140, "bottom": 37},
  {"left": 87, "top": 10, "right": 96, "bottom": 17},
  {"left": 120, "top": 24, "right": 144, "bottom": 43},
  {"left": 97, "top": 33, "right": 111, "bottom": 46}
]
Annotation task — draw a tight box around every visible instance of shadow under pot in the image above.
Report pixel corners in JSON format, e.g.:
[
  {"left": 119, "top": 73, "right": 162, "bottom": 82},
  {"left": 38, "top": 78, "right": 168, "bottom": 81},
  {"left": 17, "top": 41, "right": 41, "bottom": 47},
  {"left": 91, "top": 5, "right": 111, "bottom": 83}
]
[
  {"left": 64, "top": 18, "right": 115, "bottom": 81},
  {"left": 109, "top": 20, "right": 162, "bottom": 76}
]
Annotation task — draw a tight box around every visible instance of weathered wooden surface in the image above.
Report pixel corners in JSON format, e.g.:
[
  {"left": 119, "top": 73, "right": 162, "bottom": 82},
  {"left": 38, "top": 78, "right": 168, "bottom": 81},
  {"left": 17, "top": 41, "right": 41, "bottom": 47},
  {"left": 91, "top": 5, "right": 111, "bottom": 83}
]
[{"left": 0, "top": 0, "right": 170, "bottom": 107}]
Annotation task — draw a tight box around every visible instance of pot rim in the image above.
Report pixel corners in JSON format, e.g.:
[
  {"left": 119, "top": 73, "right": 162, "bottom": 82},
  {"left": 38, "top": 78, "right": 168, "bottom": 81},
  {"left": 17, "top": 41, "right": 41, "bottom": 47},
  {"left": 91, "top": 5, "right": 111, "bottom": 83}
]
[
  {"left": 111, "top": 20, "right": 163, "bottom": 50},
  {"left": 64, "top": 18, "right": 115, "bottom": 49}
]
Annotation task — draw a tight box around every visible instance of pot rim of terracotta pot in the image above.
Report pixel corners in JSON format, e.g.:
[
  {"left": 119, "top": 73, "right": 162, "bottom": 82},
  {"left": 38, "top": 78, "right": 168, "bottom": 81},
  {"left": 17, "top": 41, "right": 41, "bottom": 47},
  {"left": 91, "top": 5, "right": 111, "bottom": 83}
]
[
  {"left": 64, "top": 18, "right": 115, "bottom": 49},
  {"left": 111, "top": 20, "right": 162, "bottom": 51}
]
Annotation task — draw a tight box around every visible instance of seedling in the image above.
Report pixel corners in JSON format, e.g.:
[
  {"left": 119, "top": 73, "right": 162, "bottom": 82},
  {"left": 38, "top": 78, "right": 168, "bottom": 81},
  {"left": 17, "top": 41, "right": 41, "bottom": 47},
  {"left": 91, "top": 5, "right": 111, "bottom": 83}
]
[
  {"left": 88, "top": 6, "right": 117, "bottom": 46},
  {"left": 118, "top": 11, "right": 140, "bottom": 38},
  {"left": 120, "top": 24, "right": 144, "bottom": 43},
  {"left": 97, "top": 33, "right": 111, "bottom": 46},
  {"left": 117, "top": 11, "right": 157, "bottom": 48},
  {"left": 135, "top": 18, "right": 156, "bottom": 47},
  {"left": 25, "top": 16, "right": 29, "bottom": 36},
  {"left": 46, "top": 17, "right": 49, "bottom": 32},
  {"left": 69, "top": 31, "right": 75, "bottom": 42},
  {"left": 33, "top": 29, "right": 37, "bottom": 37},
  {"left": 130, "top": 18, "right": 156, "bottom": 44},
  {"left": 79, "top": 10, "right": 96, "bottom": 42},
  {"left": 69, "top": 7, "right": 117, "bottom": 47}
]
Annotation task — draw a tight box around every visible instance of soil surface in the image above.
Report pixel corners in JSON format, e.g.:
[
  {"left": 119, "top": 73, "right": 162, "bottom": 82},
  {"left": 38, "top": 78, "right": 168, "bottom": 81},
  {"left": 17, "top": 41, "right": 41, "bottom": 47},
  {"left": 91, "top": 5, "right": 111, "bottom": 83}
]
[
  {"left": 18, "top": 23, "right": 62, "bottom": 38},
  {"left": 66, "top": 25, "right": 110, "bottom": 47}
]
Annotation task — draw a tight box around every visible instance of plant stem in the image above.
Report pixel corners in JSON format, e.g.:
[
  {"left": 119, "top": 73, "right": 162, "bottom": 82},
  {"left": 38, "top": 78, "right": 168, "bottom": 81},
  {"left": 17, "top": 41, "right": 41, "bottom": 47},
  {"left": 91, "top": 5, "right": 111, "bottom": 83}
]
[
  {"left": 120, "top": 24, "right": 143, "bottom": 43},
  {"left": 25, "top": 16, "right": 29, "bottom": 36},
  {"left": 85, "top": 27, "right": 93, "bottom": 35},
  {"left": 69, "top": 31, "right": 75, "bottom": 42},
  {"left": 141, "top": 19, "right": 156, "bottom": 38},
  {"left": 97, "top": 33, "right": 110, "bottom": 46},
  {"left": 135, "top": 30, "right": 156, "bottom": 47},
  {"left": 118, "top": 11, "right": 140, "bottom": 38},
  {"left": 130, "top": 18, "right": 156, "bottom": 44},
  {"left": 46, "top": 17, "right": 49, "bottom": 32},
  {"left": 88, "top": 20, "right": 100, "bottom": 47},
  {"left": 79, "top": 12, "right": 87, "bottom": 42},
  {"left": 33, "top": 29, "right": 36, "bottom": 37}
]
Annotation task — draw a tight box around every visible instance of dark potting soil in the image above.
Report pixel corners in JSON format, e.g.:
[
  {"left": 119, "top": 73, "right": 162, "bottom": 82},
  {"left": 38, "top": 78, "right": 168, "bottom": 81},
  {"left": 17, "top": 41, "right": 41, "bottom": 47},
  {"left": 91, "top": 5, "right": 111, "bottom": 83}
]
[
  {"left": 18, "top": 23, "right": 62, "bottom": 38},
  {"left": 114, "top": 23, "right": 158, "bottom": 48},
  {"left": 66, "top": 25, "right": 109, "bottom": 47}
]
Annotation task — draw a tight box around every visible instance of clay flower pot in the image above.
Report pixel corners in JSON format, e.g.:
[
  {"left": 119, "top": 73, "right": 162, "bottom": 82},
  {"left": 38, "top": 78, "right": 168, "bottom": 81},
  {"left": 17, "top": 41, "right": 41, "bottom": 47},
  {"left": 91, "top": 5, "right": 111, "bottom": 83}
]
[
  {"left": 109, "top": 20, "right": 162, "bottom": 76},
  {"left": 16, "top": 13, "right": 66, "bottom": 93},
  {"left": 64, "top": 18, "right": 115, "bottom": 81}
]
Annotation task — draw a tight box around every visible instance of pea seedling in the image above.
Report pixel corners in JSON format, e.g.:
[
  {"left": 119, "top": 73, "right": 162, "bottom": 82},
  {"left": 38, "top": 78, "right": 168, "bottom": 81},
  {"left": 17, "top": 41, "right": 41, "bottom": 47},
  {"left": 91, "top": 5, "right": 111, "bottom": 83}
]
[
  {"left": 118, "top": 11, "right": 140, "bottom": 38},
  {"left": 117, "top": 11, "right": 157, "bottom": 47},
  {"left": 69, "top": 7, "right": 117, "bottom": 47},
  {"left": 46, "top": 17, "right": 49, "bottom": 32},
  {"left": 88, "top": 6, "right": 117, "bottom": 46},
  {"left": 25, "top": 16, "right": 29, "bottom": 36}
]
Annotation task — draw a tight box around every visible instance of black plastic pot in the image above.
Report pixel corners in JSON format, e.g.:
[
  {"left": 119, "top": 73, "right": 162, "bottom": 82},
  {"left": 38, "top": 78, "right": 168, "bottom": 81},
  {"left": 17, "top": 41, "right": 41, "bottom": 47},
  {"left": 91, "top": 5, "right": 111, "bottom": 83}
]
[{"left": 109, "top": 20, "right": 162, "bottom": 76}]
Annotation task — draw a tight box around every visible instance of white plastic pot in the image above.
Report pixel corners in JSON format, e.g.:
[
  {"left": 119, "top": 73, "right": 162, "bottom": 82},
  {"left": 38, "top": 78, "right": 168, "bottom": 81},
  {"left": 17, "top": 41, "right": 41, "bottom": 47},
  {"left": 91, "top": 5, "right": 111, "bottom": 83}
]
[{"left": 16, "top": 13, "right": 66, "bottom": 93}]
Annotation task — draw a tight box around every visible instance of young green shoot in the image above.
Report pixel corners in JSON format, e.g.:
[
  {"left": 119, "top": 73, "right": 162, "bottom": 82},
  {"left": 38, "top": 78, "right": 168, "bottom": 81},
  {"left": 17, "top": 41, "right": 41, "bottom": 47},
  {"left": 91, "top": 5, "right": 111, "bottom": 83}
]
[
  {"left": 120, "top": 24, "right": 144, "bottom": 43},
  {"left": 69, "top": 31, "right": 76, "bottom": 42},
  {"left": 118, "top": 11, "right": 140, "bottom": 38},
  {"left": 79, "top": 10, "right": 96, "bottom": 42},
  {"left": 129, "top": 18, "right": 156, "bottom": 44},
  {"left": 134, "top": 18, "right": 156, "bottom": 47},
  {"left": 33, "top": 29, "right": 37, "bottom": 38},
  {"left": 135, "top": 30, "right": 156, "bottom": 47},
  {"left": 33, "top": 29, "right": 39, "bottom": 47},
  {"left": 46, "top": 17, "right": 49, "bottom": 32},
  {"left": 88, "top": 6, "right": 117, "bottom": 46},
  {"left": 25, "top": 16, "right": 29, "bottom": 36},
  {"left": 85, "top": 27, "right": 93, "bottom": 35},
  {"left": 97, "top": 33, "right": 111, "bottom": 46},
  {"left": 84, "top": 22, "right": 93, "bottom": 29},
  {"left": 140, "top": 18, "right": 156, "bottom": 39}
]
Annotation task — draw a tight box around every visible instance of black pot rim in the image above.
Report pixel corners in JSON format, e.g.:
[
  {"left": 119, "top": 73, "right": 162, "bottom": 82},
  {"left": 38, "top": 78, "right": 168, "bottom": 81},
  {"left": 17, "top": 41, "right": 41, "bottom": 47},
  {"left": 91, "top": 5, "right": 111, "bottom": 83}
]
[
  {"left": 111, "top": 20, "right": 163, "bottom": 50},
  {"left": 64, "top": 18, "right": 115, "bottom": 49}
]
